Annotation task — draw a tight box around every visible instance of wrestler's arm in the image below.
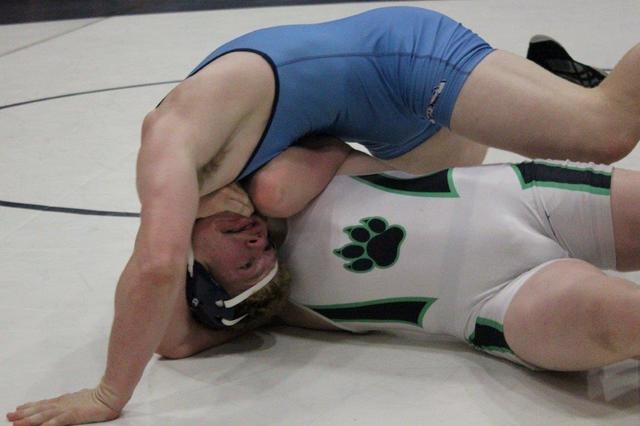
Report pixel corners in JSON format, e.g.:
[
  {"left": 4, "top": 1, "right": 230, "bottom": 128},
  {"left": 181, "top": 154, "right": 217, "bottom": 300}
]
[
  {"left": 99, "top": 115, "right": 203, "bottom": 408},
  {"left": 248, "top": 136, "right": 390, "bottom": 217},
  {"left": 6, "top": 113, "right": 206, "bottom": 426},
  {"left": 7, "top": 52, "right": 275, "bottom": 426},
  {"left": 156, "top": 285, "right": 245, "bottom": 359}
]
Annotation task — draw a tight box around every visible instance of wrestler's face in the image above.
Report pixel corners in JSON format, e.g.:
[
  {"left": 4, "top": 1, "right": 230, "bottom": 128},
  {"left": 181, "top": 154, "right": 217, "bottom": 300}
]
[{"left": 192, "top": 212, "right": 277, "bottom": 295}]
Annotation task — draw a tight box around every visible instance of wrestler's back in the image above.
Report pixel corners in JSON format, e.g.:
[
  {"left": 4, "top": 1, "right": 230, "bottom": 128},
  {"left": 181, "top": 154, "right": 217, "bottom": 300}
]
[{"left": 190, "top": 7, "right": 491, "bottom": 178}]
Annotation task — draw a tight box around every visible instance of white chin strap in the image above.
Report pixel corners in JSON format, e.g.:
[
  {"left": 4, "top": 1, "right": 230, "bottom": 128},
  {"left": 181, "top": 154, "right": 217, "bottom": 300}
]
[
  {"left": 188, "top": 244, "right": 279, "bottom": 327},
  {"left": 187, "top": 246, "right": 195, "bottom": 277},
  {"left": 223, "top": 262, "right": 279, "bottom": 309},
  {"left": 219, "top": 261, "right": 279, "bottom": 326}
]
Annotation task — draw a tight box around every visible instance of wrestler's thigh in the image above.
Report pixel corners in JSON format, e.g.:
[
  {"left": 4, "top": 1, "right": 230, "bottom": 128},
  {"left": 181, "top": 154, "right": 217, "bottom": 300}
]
[
  {"left": 386, "top": 128, "right": 488, "bottom": 175},
  {"left": 503, "top": 259, "right": 640, "bottom": 370},
  {"left": 451, "top": 50, "right": 611, "bottom": 161},
  {"left": 611, "top": 168, "right": 640, "bottom": 270}
]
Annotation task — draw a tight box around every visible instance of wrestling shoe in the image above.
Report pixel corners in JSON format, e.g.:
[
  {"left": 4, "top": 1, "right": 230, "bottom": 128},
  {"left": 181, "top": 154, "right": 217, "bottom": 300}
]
[{"left": 527, "top": 35, "right": 608, "bottom": 88}]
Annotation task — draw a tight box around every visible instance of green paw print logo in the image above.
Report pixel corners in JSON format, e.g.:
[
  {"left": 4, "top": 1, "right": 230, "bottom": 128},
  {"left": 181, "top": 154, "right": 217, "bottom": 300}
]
[{"left": 333, "top": 216, "right": 406, "bottom": 273}]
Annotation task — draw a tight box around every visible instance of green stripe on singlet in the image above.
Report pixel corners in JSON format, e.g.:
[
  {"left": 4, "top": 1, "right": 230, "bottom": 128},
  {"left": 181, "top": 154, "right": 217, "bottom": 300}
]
[
  {"left": 352, "top": 168, "right": 459, "bottom": 197},
  {"left": 306, "top": 297, "right": 437, "bottom": 328},
  {"left": 511, "top": 161, "right": 611, "bottom": 195},
  {"left": 468, "top": 317, "right": 513, "bottom": 354}
]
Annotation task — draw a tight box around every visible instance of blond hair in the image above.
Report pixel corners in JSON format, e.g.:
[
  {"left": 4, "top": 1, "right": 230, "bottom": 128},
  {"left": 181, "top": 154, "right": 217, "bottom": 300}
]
[{"left": 228, "top": 263, "right": 291, "bottom": 332}]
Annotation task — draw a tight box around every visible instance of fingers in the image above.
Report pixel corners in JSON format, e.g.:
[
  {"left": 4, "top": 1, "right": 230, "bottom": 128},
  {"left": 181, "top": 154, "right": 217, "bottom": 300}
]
[
  {"left": 197, "top": 195, "right": 253, "bottom": 217},
  {"left": 197, "top": 183, "right": 255, "bottom": 218},
  {"left": 6, "top": 388, "right": 120, "bottom": 426},
  {"left": 7, "top": 404, "right": 57, "bottom": 426},
  {"left": 227, "top": 184, "right": 254, "bottom": 217},
  {"left": 13, "top": 398, "right": 47, "bottom": 412},
  {"left": 221, "top": 197, "right": 254, "bottom": 218},
  {"left": 10, "top": 408, "right": 58, "bottom": 426},
  {"left": 8, "top": 398, "right": 51, "bottom": 420}
]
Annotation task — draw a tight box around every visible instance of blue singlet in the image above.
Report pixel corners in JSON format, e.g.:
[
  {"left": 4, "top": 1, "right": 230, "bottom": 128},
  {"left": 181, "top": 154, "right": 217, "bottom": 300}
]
[{"left": 189, "top": 6, "right": 493, "bottom": 179}]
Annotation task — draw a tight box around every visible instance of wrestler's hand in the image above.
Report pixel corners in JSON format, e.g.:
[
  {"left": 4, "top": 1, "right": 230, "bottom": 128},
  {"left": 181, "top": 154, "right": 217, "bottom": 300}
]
[
  {"left": 6, "top": 386, "right": 120, "bottom": 426},
  {"left": 197, "top": 182, "right": 254, "bottom": 218}
]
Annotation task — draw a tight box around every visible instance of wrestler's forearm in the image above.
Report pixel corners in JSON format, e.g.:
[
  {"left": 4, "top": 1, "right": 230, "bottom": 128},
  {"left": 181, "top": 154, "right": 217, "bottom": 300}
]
[{"left": 98, "top": 256, "right": 185, "bottom": 409}]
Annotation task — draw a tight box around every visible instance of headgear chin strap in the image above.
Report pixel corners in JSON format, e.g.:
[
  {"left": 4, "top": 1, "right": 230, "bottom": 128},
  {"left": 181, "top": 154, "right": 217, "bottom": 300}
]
[{"left": 186, "top": 248, "right": 279, "bottom": 329}]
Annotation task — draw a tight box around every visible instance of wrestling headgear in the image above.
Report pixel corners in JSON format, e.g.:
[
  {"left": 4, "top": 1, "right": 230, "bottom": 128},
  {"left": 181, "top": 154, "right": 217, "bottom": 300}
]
[{"left": 186, "top": 248, "right": 279, "bottom": 329}]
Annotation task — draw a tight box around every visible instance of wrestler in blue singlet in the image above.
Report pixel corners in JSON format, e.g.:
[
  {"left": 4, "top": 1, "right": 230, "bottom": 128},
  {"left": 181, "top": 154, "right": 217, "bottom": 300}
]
[{"left": 189, "top": 7, "right": 494, "bottom": 179}]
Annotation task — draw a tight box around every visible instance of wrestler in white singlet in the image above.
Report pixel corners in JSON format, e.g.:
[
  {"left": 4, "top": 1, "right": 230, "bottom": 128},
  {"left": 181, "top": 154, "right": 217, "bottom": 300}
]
[{"left": 280, "top": 160, "right": 615, "bottom": 366}]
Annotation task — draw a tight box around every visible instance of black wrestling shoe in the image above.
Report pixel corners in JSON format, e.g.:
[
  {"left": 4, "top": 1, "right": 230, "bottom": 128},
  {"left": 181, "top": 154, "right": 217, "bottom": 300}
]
[{"left": 527, "top": 35, "right": 608, "bottom": 88}]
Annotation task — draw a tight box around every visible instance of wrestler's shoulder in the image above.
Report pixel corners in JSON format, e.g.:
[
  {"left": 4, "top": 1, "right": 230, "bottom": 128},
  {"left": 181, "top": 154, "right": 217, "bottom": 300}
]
[{"left": 197, "top": 50, "right": 274, "bottom": 81}]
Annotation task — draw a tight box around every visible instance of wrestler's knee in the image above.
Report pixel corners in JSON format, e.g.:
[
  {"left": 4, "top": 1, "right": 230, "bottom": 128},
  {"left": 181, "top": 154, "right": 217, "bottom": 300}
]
[
  {"left": 599, "top": 118, "right": 639, "bottom": 163},
  {"left": 592, "top": 279, "right": 640, "bottom": 356},
  {"left": 581, "top": 137, "right": 629, "bottom": 165},
  {"left": 571, "top": 118, "right": 638, "bottom": 164},
  {"left": 593, "top": 128, "right": 638, "bottom": 164},
  {"left": 539, "top": 262, "right": 640, "bottom": 358},
  {"left": 611, "top": 117, "right": 640, "bottom": 162},
  {"left": 588, "top": 88, "right": 640, "bottom": 163}
]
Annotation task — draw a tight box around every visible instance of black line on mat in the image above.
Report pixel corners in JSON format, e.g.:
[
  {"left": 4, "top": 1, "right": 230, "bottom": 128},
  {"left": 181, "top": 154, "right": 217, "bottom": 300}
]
[
  {"left": 0, "top": 80, "right": 181, "bottom": 110},
  {"left": 0, "top": 200, "right": 139, "bottom": 217},
  {"left": 0, "top": 18, "right": 107, "bottom": 58},
  {"left": 0, "top": 79, "right": 177, "bottom": 217}
]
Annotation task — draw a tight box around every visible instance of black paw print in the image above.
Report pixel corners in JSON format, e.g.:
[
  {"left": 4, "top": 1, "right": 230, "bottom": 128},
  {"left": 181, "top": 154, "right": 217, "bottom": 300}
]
[{"left": 333, "top": 217, "right": 405, "bottom": 272}]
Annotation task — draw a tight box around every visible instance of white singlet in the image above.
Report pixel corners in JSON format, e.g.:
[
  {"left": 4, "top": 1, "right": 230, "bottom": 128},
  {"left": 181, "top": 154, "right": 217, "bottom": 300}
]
[{"left": 280, "top": 160, "right": 615, "bottom": 366}]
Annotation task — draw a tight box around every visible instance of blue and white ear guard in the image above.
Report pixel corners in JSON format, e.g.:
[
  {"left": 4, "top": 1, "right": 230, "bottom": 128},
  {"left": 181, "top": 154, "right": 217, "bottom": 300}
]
[{"left": 185, "top": 248, "right": 279, "bottom": 329}]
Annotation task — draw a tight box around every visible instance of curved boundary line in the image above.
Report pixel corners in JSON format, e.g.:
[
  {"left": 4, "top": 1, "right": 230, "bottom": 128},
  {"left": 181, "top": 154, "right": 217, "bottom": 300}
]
[
  {"left": 0, "top": 80, "right": 181, "bottom": 110},
  {"left": 0, "top": 79, "right": 183, "bottom": 216},
  {"left": 0, "top": 200, "right": 139, "bottom": 217}
]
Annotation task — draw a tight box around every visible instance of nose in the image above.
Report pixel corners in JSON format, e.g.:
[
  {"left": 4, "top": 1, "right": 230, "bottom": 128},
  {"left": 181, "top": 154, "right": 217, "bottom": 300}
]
[
  {"left": 243, "top": 232, "right": 267, "bottom": 249},
  {"left": 246, "top": 235, "right": 262, "bottom": 247}
]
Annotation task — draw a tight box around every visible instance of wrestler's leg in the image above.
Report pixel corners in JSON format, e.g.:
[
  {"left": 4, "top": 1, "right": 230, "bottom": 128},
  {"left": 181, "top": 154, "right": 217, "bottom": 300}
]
[
  {"left": 451, "top": 47, "right": 640, "bottom": 163},
  {"left": 611, "top": 168, "right": 640, "bottom": 271},
  {"left": 504, "top": 167, "right": 640, "bottom": 370},
  {"left": 503, "top": 259, "right": 640, "bottom": 370},
  {"left": 386, "top": 128, "right": 488, "bottom": 175}
]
